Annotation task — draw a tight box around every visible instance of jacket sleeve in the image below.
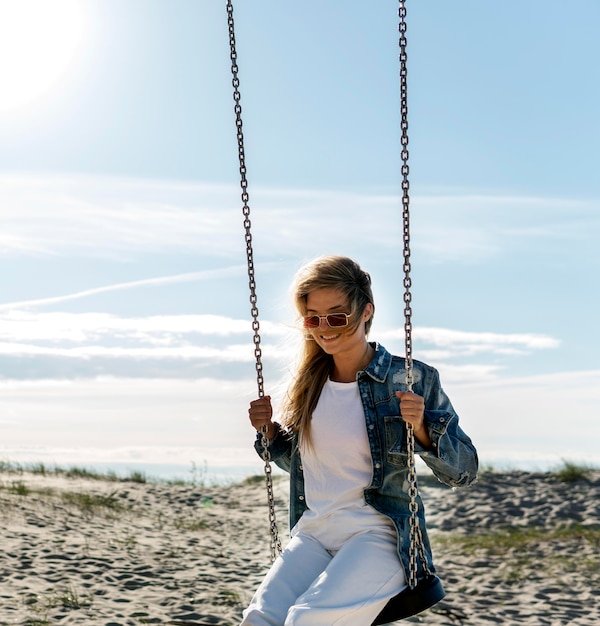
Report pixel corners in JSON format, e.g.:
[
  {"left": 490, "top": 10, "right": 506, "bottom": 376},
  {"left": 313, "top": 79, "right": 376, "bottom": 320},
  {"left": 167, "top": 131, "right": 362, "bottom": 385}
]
[
  {"left": 253, "top": 422, "right": 294, "bottom": 474},
  {"left": 415, "top": 368, "right": 479, "bottom": 488}
]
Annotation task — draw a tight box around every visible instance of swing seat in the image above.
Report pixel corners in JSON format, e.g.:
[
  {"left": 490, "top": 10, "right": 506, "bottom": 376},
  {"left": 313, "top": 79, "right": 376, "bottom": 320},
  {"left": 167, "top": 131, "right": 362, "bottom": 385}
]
[{"left": 371, "top": 574, "right": 445, "bottom": 625}]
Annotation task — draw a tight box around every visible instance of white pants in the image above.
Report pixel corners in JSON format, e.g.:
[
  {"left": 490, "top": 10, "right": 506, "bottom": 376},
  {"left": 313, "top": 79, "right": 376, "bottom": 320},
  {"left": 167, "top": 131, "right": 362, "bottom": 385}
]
[{"left": 240, "top": 531, "right": 406, "bottom": 626}]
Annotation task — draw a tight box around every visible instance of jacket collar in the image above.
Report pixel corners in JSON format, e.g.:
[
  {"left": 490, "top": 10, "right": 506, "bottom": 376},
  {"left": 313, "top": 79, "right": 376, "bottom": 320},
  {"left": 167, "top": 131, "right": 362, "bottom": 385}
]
[{"left": 361, "top": 342, "right": 391, "bottom": 383}]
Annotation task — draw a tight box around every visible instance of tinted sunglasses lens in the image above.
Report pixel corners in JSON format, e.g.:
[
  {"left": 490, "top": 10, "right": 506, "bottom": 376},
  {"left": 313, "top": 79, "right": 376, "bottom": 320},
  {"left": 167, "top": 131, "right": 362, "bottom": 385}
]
[
  {"left": 327, "top": 314, "right": 348, "bottom": 327},
  {"left": 303, "top": 316, "right": 320, "bottom": 328},
  {"left": 303, "top": 314, "right": 349, "bottom": 328}
]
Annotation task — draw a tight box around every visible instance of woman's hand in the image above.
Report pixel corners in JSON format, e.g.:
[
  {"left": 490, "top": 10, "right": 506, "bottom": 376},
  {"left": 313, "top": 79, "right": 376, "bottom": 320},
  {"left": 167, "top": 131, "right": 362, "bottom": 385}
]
[
  {"left": 396, "top": 391, "right": 432, "bottom": 448},
  {"left": 249, "top": 395, "right": 276, "bottom": 440}
]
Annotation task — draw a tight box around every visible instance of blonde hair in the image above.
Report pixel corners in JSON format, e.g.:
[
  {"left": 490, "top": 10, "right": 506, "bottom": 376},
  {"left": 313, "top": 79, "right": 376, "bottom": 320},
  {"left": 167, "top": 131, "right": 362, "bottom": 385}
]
[{"left": 280, "top": 256, "right": 375, "bottom": 444}]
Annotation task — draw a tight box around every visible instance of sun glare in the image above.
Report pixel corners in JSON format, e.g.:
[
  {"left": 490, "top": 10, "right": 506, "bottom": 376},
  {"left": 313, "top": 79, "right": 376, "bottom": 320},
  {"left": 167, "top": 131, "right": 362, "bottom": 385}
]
[{"left": 0, "top": 0, "right": 87, "bottom": 116}]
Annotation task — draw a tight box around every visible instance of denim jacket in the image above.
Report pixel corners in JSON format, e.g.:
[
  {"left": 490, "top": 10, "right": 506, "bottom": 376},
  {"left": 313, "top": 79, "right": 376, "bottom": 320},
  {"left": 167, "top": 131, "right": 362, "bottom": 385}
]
[{"left": 255, "top": 342, "right": 478, "bottom": 580}]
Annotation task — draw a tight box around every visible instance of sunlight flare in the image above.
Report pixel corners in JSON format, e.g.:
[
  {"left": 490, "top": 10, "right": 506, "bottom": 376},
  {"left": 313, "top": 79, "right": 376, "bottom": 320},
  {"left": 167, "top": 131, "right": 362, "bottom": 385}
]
[{"left": 0, "top": 0, "right": 87, "bottom": 115}]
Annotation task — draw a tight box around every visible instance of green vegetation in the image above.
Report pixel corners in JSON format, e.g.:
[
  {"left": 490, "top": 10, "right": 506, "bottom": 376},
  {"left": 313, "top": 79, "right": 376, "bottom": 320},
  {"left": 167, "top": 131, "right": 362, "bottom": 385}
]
[
  {"left": 110, "top": 530, "right": 139, "bottom": 551},
  {"left": 173, "top": 516, "right": 210, "bottom": 531},
  {"left": 60, "top": 489, "right": 124, "bottom": 514},
  {"left": 48, "top": 586, "right": 93, "bottom": 609},
  {"left": 20, "top": 586, "right": 93, "bottom": 623},
  {"left": 47, "top": 586, "right": 91, "bottom": 609},
  {"left": 437, "top": 524, "right": 600, "bottom": 553},
  {"left": 0, "top": 460, "right": 132, "bottom": 482},
  {"left": 9, "top": 480, "right": 31, "bottom": 496},
  {"left": 0, "top": 478, "right": 128, "bottom": 517},
  {"left": 214, "top": 587, "right": 244, "bottom": 607},
  {"left": 554, "top": 459, "right": 596, "bottom": 482},
  {"left": 464, "top": 459, "right": 598, "bottom": 481},
  {"left": 0, "top": 459, "right": 224, "bottom": 486},
  {"left": 435, "top": 524, "right": 600, "bottom": 583}
]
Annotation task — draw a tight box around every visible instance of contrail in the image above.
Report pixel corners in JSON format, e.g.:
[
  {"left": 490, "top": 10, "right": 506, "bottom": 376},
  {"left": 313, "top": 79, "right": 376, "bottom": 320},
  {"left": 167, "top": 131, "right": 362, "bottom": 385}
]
[{"left": 0, "top": 266, "right": 247, "bottom": 311}]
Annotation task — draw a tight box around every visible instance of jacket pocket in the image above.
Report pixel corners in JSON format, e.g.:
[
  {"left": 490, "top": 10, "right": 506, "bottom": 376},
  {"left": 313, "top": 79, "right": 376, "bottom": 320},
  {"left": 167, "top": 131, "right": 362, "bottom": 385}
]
[{"left": 384, "top": 416, "right": 408, "bottom": 466}]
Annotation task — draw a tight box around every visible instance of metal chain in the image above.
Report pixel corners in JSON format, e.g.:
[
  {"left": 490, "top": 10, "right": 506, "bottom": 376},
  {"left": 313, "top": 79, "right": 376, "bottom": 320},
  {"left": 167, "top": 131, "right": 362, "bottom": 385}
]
[
  {"left": 398, "top": 0, "right": 431, "bottom": 589},
  {"left": 226, "top": 0, "right": 282, "bottom": 562},
  {"left": 399, "top": 0, "right": 412, "bottom": 393},
  {"left": 406, "top": 417, "right": 419, "bottom": 588}
]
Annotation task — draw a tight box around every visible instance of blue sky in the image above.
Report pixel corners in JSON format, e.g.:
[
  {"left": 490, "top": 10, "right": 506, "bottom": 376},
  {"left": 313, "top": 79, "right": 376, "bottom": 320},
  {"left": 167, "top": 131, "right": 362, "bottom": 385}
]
[{"left": 0, "top": 0, "right": 598, "bottom": 476}]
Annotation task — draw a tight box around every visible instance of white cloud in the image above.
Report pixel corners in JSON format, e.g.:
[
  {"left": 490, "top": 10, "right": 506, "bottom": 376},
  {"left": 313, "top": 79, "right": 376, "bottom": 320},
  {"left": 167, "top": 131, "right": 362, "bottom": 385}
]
[
  {"left": 1, "top": 173, "right": 596, "bottom": 264},
  {"left": 0, "top": 268, "right": 248, "bottom": 311},
  {"left": 0, "top": 341, "right": 261, "bottom": 361},
  {"left": 0, "top": 310, "right": 288, "bottom": 343},
  {"left": 0, "top": 309, "right": 558, "bottom": 384},
  {"left": 379, "top": 326, "right": 559, "bottom": 358},
  {"left": 0, "top": 174, "right": 242, "bottom": 258},
  {"left": 426, "top": 362, "right": 506, "bottom": 385},
  {"left": 0, "top": 310, "right": 294, "bottom": 380}
]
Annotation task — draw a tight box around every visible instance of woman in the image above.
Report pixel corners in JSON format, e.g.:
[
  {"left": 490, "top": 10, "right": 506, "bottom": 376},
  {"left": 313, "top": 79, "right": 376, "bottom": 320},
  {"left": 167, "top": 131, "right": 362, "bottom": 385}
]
[{"left": 242, "top": 255, "right": 478, "bottom": 626}]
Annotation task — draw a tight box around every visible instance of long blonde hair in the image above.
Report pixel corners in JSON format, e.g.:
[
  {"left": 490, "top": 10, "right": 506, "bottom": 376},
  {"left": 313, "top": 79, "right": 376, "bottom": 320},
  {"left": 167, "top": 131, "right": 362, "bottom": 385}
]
[{"left": 280, "top": 256, "right": 375, "bottom": 444}]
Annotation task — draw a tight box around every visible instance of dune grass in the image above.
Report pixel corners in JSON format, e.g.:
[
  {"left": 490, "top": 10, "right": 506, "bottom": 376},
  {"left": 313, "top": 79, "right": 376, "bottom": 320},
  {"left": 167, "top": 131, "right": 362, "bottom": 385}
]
[
  {"left": 0, "top": 459, "right": 230, "bottom": 487},
  {"left": 0, "top": 480, "right": 129, "bottom": 517},
  {"left": 60, "top": 489, "right": 125, "bottom": 513},
  {"left": 554, "top": 459, "right": 596, "bottom": 482},
  {"left": 437, "top": 524, "right": 600, "bottom": 552},
  {"left": 474, "top": 459, "right": 597, "bottom": 481},
  {"left": 435, "top": 523, "right": 600, "bottom": 584},
  {"left": 22, "top": 585, "right": 93, "bottom": 623},
  {"left": 0, "top": 460, "right": 147, "bottom": 483}
]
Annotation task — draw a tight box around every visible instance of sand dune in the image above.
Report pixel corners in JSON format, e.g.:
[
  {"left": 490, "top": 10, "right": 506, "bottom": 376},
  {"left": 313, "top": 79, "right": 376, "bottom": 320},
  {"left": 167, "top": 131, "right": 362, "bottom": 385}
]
[{"left": 1, "top": 467, "right": 598, "bottom": 625}]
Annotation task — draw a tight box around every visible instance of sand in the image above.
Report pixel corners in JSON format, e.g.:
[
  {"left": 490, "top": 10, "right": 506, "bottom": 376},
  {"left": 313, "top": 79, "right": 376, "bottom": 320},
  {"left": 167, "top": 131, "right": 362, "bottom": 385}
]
[{"left": 1, "top": 467, "right": 598, "bottom": 625}]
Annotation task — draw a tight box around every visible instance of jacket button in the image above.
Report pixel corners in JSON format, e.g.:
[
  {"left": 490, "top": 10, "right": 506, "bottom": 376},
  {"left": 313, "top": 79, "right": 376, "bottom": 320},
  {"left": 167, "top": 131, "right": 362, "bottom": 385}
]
[
  {"left": 375, "top": 463, "right": 381, "bottom": 469},
  {"left": 299, "top": 495, "right": 305, "bottom": 501},
  {"left": 299, "top": 465, "right": 304, "bottom": 471}
]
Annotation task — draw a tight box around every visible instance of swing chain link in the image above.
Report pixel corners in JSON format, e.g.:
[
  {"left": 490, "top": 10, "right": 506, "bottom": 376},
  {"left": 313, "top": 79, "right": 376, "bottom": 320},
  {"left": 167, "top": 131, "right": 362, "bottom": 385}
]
[
  {"left": 226, "top": 1, "right": 264, "bottom": 398},
  {"left": 261, "top": 427, "right": 283, "bottom": 561},
  {"left": 399, "top": 0, "right": 412, "bottom": 394},
  {"left": 399, "top": 0, "right": 431, "bottom": 589},
  {"left": 227, "top": 0, "right": 282, "bottom": 562}
]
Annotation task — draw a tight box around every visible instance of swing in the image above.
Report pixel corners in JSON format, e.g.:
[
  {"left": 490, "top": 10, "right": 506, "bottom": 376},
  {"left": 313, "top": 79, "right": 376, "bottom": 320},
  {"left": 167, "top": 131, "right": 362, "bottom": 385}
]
[{"left": 226, "top": 1, "right": 444, "bottom": 623}]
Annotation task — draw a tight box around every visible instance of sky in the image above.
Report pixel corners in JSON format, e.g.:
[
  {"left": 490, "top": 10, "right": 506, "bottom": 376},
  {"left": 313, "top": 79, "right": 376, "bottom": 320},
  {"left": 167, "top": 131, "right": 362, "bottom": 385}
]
[{"left": 0, "top": 0, "right": 598, "bottom": 479}]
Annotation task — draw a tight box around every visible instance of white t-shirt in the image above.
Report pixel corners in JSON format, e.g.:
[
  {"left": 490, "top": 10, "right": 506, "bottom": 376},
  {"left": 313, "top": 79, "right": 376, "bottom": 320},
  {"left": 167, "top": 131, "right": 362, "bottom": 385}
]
[{"left": 292, "top": 378, "right": 395, "bottom": 551}]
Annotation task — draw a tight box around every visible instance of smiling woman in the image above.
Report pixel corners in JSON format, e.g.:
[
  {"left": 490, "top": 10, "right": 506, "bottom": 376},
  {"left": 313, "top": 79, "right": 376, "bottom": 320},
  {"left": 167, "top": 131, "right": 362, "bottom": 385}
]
[{"left": 0, "top": 0, "right": 87, "bottom": 116}]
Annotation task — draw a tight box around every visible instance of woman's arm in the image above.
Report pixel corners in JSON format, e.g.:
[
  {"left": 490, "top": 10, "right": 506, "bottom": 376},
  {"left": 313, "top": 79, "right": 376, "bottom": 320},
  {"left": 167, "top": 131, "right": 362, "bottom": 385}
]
[
  {"left": 417, "top": 369, "right": 479, "bottom": 488},
  {"left": 253, "top": 422, "right": 294, "bottom": 473}
]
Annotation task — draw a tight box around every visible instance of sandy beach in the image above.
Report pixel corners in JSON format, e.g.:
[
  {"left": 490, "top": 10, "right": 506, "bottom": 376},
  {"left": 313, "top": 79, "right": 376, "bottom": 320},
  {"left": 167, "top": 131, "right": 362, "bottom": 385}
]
[{"left": 1, "top": 465, "right": 598, "bottom": 625}]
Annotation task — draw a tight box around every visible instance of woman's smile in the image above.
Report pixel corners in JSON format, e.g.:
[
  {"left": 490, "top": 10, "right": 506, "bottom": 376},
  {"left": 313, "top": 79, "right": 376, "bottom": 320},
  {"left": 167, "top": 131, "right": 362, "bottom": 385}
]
[{"left": 319, "top": 332, "right": 342, "bottom": 342}]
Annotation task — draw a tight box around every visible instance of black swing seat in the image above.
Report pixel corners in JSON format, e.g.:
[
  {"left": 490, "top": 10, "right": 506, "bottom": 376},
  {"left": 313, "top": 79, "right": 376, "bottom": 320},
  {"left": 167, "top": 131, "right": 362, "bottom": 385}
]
[{"left": 371, "top": 574, "right": 445, "bottom": 625}]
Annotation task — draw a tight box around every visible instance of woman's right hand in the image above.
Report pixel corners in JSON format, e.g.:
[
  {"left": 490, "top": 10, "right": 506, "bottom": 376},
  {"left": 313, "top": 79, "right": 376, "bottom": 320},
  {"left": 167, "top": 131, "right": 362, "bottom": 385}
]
[{"left": 249, "top": 395, "right": 276, "bottom": 440}]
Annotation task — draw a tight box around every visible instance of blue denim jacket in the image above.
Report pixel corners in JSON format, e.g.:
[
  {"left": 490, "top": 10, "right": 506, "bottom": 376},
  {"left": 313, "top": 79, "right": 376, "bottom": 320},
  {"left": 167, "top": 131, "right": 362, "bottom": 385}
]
[{"left": 255, "top": 342, "right": 478, "bottom": 579}]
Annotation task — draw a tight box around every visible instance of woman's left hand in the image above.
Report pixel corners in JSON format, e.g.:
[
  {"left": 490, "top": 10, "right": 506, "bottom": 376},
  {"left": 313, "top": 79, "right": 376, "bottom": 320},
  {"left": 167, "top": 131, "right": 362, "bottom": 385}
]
[{"left": 396, "top": 391, "right": 431, "bottom": 448}]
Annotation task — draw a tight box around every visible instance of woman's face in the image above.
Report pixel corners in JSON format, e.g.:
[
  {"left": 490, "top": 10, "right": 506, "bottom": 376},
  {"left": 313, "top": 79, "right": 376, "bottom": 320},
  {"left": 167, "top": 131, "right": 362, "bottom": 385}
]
[{"left": 304, "top": 287, "right": 372, "bottom": 358}]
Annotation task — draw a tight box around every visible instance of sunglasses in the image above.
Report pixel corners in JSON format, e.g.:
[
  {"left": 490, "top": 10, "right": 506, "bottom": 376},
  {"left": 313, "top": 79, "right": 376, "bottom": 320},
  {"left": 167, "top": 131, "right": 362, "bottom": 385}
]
[{"left": 303, "top": 313, "right": 350, "bottom": 329}]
